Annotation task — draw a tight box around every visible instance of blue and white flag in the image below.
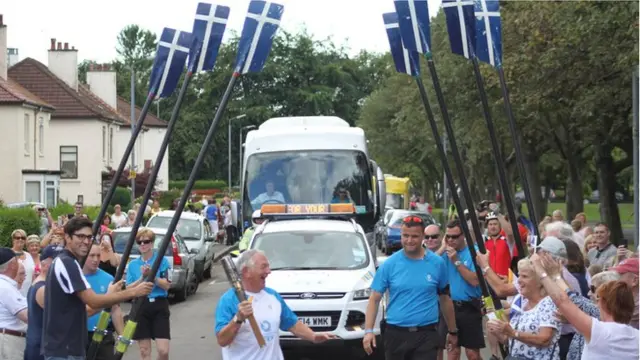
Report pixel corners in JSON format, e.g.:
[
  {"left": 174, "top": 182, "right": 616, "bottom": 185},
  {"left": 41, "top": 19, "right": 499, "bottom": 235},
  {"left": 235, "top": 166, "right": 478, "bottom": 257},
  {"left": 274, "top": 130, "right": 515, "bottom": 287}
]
[
  {"left": 192, "top": 2, "right": 230, "bottom": 72},
  {"left": 234, "top": 0, "right": 284, "bottom": 74},
  {"left": 383, "top": 12, "right": 420, "bottom": 77},
  {"left": 442, "top": 0, "right": 476, "bottom": 59},
  {"left": 474, "top": 0, "right": 502, "bottom": 67},
  {"left": 393, "top": 0, "right": 431, "bottom": 55},
  {"left": 187, "top": 37, "right": 203, "bottom": 74},
  {"left": 149, "top": 28, "right": 194, "bottom": 98}
]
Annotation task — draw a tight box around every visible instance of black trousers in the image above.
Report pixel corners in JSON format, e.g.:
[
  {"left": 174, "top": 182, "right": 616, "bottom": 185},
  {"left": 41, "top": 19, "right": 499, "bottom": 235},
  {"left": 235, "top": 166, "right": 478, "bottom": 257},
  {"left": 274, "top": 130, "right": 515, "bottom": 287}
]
[
  {"left": 383, "top": 323, "right": 439, "bottom": 360},
  {"left": 86, "top": 331, "right": 116, "bottom": 360},
  {"left": 559, "top": 333, "right": 574, "bottom": 360}
]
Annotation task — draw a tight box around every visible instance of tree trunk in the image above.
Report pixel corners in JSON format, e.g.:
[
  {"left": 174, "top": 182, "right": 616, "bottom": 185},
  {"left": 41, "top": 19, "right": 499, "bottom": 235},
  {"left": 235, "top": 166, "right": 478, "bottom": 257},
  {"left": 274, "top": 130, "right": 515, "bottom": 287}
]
[
  {"left": 565, "top": 154, "right": 584, "bottom": 220},
  {"left": 595, "top": 142, "right": 624, "bottom": 243},
  {"left": 523, "top": 149, "right": 545, "bottom": 224}
]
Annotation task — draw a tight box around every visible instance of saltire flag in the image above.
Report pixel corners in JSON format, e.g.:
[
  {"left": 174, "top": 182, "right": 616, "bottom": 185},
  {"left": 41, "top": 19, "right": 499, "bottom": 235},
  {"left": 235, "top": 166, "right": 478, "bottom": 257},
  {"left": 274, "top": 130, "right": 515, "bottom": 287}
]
[
  {"left": 149, "top": 28, "right": 194, "bottom": 98},
  {"left": 393, "top": 0, "right": 431, "bottom": 55},
  {"left": 234, "top": 0, "right": 285, "bottom": 74},
  {"left": 474, "top": 0, "right": 502, "bottom": 67},
  {"left": 382, "top": 12, "right": 420, "bottom": 77},
  {"left": 442, "top": 0, "right": 476, "bottom": 59},
  {"left": 192, "top": 2, "right": 230, "bottom": 72}
]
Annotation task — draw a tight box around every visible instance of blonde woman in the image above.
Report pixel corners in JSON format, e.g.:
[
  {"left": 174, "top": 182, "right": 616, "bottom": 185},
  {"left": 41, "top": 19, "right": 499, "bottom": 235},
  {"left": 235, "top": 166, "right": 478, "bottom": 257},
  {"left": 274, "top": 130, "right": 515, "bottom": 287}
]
[
  {"left": 487, "top": 258, "right": 562, "bottom": 359},
  {"left": 10, "top": 229, "right": 35, "bottom": 297},
  {"left": 26, "top": 235, "right": 41, "bottom": 278}
]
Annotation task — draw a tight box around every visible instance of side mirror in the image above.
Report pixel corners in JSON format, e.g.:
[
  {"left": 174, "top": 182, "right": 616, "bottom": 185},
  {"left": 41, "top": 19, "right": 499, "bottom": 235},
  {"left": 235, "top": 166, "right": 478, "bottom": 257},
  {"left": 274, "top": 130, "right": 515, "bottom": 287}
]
[{"left": 204, "top": 236, "right": 215, "bottom": 242}]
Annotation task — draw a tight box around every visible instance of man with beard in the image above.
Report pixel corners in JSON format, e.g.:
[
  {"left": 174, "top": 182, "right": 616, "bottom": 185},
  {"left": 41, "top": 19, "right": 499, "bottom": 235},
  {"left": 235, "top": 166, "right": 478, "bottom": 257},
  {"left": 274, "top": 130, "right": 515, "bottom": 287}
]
[{"left": 363, "top": 215, "right": 457, "bottom": 359}]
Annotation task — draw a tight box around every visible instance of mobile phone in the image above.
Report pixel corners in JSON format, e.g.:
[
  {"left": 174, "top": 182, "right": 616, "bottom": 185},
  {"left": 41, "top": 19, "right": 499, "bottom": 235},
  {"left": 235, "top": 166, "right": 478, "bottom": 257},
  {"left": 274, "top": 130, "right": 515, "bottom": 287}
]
[
  {"left": 619, "top": 238, "right": 628, "bottom": 248},
  {"left": 57, "top": 216, "right": 63, "bottom": 226}
]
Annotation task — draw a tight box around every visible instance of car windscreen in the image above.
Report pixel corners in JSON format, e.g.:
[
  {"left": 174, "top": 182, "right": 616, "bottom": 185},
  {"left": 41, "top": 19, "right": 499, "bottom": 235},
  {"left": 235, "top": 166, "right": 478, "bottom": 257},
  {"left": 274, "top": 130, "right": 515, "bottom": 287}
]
[
  {"left": 252, "top": 231, "right": 369, "bottom": 270},
  {"left": 112, "top": 232, "right": 172, "bottom": 256},
  {"left": 146, "top": 217, "right": 202, "bottom": 241}
]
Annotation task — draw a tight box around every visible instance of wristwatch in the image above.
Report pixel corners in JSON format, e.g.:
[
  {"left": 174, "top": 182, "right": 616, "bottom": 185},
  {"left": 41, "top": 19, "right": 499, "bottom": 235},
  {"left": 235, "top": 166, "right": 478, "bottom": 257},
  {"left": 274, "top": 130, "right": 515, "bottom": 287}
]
[
  {"left": 539, "top": 272, "right": 548, "bottom": 280},
  {"left": 448, "top": 329, "right": 458, "bottom": 335},
  {"left": 481, "top": 266, "right": 490, "bottom": 275},
  {"left": 454, "top": 260, "right": 462, "bottom": 267},
  {"left": 233, "top": 315, "right": 244, "bottom": 324}
]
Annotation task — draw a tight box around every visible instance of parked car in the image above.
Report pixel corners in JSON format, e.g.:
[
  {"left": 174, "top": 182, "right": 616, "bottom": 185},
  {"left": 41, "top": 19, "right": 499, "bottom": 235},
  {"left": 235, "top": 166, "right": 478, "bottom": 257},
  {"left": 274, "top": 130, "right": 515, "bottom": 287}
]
[
  {"left": 375, "top": 210, "right": 436, "bottom": 255},
  {"left": 589, "top": 190, "right": 624, "bottom": 203},
  {"left": 111, "top": 227, "right": 198, "bottom": 302},
  {"left": 146, "top": 210, "right": 216, "bottom": 281}
]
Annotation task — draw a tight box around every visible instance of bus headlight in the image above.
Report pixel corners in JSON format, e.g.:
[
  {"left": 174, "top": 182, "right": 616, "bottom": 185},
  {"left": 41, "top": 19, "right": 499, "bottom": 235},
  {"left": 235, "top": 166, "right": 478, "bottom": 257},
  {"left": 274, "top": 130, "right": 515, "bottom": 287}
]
[{"left": 353, "top": 288, "right": 372, "bottom": 300}]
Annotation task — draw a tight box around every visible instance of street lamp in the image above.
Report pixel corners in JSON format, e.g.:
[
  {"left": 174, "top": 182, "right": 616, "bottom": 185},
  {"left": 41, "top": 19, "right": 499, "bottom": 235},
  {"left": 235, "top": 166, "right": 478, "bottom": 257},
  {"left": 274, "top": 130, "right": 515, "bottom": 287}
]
[
  {"left": 239, "top": 125, "right": 257, "bottom": 189},
  {"left": 228, "top": 114, "right": 247, "bottom": 193}
]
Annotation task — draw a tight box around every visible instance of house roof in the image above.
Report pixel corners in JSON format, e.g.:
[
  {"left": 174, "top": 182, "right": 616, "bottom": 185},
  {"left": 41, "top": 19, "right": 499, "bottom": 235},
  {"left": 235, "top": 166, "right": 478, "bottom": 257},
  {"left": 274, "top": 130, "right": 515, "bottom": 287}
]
[
  {"left": 8, "top": 58, "right": 125, "bottom": 124},
  {"left": 0, "top": 76, "right": 55, "bottom": 110},
  {"left": 116, "top": 96, "right": 168, "bottom": 128}
]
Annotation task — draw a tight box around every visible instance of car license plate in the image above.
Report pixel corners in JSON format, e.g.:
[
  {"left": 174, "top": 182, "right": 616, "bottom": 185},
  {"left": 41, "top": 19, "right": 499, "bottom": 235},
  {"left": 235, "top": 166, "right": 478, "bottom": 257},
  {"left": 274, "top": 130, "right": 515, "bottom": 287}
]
[{"left": 299, "top": 316, "right": 331, "bottom": 327}]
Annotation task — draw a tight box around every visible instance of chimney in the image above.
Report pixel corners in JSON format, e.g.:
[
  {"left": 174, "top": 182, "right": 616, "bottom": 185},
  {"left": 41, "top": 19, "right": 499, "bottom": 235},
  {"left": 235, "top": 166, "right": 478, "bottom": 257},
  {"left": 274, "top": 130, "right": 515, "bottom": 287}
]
[
  {"left": 0, "top": 15, "right": 7, "bottom": 80},
  {"left": 48, "top": 38, "right": 79, "bottom": 90},
  {"left": 86, "top": 63, "right": 117, "bottom": 109}
]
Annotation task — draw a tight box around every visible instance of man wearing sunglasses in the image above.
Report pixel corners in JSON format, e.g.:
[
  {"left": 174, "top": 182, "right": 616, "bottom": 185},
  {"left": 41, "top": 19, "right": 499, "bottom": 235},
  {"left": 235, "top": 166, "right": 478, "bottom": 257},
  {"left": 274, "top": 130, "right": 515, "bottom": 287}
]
[{"left": 363, "top": 215, "right": 457, "bottom": 360}]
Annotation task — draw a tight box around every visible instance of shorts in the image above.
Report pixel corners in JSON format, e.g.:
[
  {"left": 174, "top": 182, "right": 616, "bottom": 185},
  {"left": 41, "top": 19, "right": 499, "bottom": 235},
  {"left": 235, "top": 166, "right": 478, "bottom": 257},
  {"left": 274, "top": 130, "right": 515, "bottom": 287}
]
[
  {"left": 208, "top": 220, "right": 219, "bottom": 235},
  {"left": 453, "top": 299, "right": 486, "bottom": 349},
  {"left": 132, "top": 297, "right": 171, "bottom": 340},
  {"left": 383, "top": 323, "right": 439, "bottom": 360}
]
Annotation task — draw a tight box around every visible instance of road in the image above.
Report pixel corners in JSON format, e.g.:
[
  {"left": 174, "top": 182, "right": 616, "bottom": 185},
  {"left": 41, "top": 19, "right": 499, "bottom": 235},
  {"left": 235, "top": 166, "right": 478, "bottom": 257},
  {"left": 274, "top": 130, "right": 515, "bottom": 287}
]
[{"left": 119, "top": 247, "right": 492, "bottom": 359}]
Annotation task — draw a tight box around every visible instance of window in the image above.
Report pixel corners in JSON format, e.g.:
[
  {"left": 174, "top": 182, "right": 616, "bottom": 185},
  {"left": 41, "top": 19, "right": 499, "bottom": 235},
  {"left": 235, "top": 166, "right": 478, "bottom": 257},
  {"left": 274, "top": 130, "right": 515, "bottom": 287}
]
[
  {"left": 102, "top": 126, "right": 106, "bottom": 160},
  {"left": 45, "top": 180, "right": 57, "bottom": 207},
  {"left": 109, "top": 127, "right": 114, "bottom": 161},
  {"left": 60, "top": 146, "right": 78, "bottom": 179},
  {"left": 24, "top": 113, "right": 30, "bottom": 154},
  {"left": 38, "top": 117, "right": 44, "bottom": 155},
  {"left": 25, "top": 181, "right": 41, "bottom": 202}
]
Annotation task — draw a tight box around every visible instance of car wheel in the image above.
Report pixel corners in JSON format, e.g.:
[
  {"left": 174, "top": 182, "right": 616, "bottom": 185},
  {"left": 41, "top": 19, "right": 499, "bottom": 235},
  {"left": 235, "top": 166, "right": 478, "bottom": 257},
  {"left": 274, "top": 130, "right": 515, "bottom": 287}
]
[
  {"left": 174, "top": 272, "right": 189, "bottom": 302},
  {"left": 203, "top": 262, "right": 212, "bottom": 279}
]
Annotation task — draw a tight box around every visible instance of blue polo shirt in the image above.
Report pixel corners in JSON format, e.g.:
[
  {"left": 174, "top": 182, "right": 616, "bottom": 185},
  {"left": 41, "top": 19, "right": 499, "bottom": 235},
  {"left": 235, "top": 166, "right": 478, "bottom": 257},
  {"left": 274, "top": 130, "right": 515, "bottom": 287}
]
[
  {"left": 371, "top": 249, "right": 448, "bottom": 327},
  {"left": 85, "top": 269, "right": 114, "bottom": 331},
  {"left": 442, "top": 246, "right": 482, "bottom": 301},
  {"left": 126, "top": 251, "right": 170, "bottom": 299}
]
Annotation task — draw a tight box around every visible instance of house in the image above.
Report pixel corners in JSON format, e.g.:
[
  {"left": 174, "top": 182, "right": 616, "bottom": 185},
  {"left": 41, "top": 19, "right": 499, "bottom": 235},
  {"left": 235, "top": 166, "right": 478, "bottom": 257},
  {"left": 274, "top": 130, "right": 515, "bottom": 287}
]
[
  {"left": 0, "top": 15, "right": 60, "bottom": 206},
  {"left": 1, "top": 15, "right": 169, "bottom": 206}
]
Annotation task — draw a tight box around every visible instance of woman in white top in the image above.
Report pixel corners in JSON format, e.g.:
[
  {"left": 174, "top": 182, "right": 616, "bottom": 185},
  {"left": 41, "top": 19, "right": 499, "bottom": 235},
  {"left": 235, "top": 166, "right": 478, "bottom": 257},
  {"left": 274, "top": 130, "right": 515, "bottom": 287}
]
[
  {"left": 487, "top": 258, "right": 562, "bottom": 359},
  {"left": 532, "top": 252, "right": 639, "bottom": 360},
  {"left": 10, "top": 230, "right": 35, "bottom": 297}
]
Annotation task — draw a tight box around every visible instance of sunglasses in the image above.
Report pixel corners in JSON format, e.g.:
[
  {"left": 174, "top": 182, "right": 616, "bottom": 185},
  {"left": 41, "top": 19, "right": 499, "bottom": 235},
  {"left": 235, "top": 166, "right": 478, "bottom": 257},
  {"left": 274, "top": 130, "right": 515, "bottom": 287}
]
[
  {"left": 424, "top": 234, "right": 439, "bottom": 240},
  {"left": 137, "top": 239, "right": 153, "bottom": 245},
  {"left": 403, "top": 216, "right": 424, "bottom": 224},
  {"left": 13, "top": 236, "right": 26, "bottom": 240},
  {"left": 445, "top": 233, "right": 462, "bottom": 239}
]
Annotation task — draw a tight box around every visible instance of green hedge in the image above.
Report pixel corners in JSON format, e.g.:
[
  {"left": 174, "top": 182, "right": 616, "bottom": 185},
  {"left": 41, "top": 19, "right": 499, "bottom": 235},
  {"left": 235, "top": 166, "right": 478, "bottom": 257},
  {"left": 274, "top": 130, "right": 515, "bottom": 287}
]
[
  {"left": 49, "top": 203, "right": 102, "bottom": 222},
  {"left": 168, "top": 180, "right": 227, "bottom": 190},
  {"left": 0, "top": 208, "right": 41, "bottom": 247}
]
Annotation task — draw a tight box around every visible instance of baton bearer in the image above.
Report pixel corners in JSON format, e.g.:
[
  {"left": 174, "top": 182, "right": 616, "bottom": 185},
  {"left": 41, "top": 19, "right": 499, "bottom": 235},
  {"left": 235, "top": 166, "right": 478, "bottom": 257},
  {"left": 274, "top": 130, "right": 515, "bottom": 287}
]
[{"left": 221, "top": 256, "right": 266, "bottom": 347}]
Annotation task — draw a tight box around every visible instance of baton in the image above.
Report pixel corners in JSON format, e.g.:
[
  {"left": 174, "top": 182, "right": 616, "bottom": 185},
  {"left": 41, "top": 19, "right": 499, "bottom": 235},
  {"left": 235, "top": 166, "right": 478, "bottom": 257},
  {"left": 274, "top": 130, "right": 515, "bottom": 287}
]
[{"left": 221, "top": 256, "right": 266, "bottom": 347}]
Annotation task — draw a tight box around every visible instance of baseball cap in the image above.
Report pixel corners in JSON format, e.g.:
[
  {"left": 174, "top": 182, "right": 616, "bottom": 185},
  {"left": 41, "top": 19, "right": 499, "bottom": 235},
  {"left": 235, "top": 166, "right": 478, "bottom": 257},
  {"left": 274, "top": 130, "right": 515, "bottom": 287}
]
[
  {"left": 611, "top": 257, "right": 639, "bottom": 276},
  {"left": 40, "top": 245, "right": 64, "bottom": 261},
  {"left": 0, "top": 248, "right": 16, "bottom": 266},
  {"left": 536, "top": 236, "right": 568, "bottom": 259}
]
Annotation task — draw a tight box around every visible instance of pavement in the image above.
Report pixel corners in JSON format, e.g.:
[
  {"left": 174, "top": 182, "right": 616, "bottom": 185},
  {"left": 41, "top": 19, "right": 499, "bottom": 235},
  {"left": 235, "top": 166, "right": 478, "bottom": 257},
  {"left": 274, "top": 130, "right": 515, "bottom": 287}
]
[{"left": 118, "top": 245, "right": 491, "bottom": 359}]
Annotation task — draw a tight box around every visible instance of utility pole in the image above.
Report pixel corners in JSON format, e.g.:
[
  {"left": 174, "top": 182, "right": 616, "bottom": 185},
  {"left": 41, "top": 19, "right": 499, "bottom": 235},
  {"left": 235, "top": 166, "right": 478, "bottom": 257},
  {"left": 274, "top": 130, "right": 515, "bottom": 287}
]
[
  {"left": 130, "top": 68, "right": 136, "bottom": 205},
  {"left": 228, "top": 114, "right": 247, "bottom": 194},
  {"left": 239, "top": 125, "right": 256, "bottom": 190}
]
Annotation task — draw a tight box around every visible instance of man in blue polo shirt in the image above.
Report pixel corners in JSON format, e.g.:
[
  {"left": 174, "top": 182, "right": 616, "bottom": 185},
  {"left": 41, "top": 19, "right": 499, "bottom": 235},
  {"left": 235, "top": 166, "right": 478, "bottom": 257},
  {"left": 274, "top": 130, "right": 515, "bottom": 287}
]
[
  {"left": 363, "top": 215, "right": 458, "bottom": 360},
  {"left": 85, "top": 243, "right": 125, "bottom": 359},
  {"left": 442, "top": 218, "right": 484, "bottom": 360},
  {"left": 125, "top": 228, "right": 172, "bottom": 360}
]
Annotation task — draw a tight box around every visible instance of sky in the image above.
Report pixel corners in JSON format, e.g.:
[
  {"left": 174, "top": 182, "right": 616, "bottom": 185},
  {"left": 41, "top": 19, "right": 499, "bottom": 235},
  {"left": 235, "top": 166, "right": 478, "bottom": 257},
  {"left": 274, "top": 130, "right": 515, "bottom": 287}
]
[{"left": 4, "top": 0, "right": 442, "bottom": 64}]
